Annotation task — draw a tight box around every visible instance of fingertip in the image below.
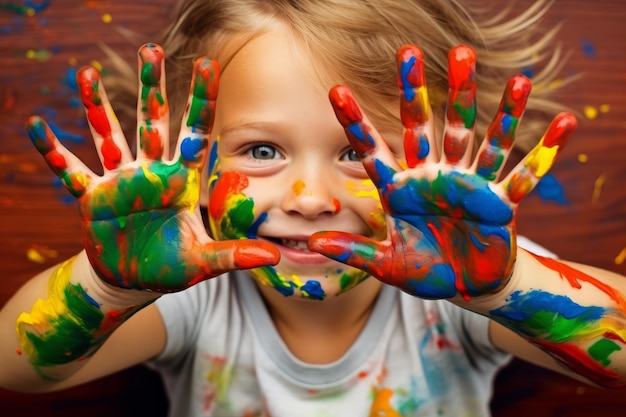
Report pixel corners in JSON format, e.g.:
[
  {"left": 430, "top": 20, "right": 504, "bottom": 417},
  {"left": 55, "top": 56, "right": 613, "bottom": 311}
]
[
  {"left": 233, "top": 240, "right": 281, "bottom": 269},
  {"left": 397, "top": 44, "right": 426, "bottom": 95},
  {"left": 329, "top": 85, "right": 362, "bottom": 126},
  {"left": 26, "top": 115, "right": 54, "bottom": 153},
  {"left": 544, "top": 112, "right": 578, "bottom": 147},
  {"left": 448, "top": 45, "right": 476, "bottom": 90},
  {"left": 193, "top": 57, "right": 220, "bottom": 100}
]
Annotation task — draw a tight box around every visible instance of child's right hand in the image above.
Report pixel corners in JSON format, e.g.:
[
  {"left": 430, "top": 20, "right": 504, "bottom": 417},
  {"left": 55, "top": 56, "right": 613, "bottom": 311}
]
[{"left": 26, "top": 44, "right": 279, "bottom": 293}]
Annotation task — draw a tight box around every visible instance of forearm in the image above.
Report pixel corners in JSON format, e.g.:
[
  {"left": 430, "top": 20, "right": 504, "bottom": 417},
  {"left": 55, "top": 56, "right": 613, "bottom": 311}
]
[
  {"left": 0, "top": 250, "right": 158, "bottom": 391},
  {"left": 464, "top": 249, "right": 626, "bottom": 388}
]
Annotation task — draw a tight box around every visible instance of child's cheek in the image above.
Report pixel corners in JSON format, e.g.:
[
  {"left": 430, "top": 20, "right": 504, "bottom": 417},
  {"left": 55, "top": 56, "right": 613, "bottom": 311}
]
[{"left": 207, "top": 170, "right": 257, "bottom": 240}]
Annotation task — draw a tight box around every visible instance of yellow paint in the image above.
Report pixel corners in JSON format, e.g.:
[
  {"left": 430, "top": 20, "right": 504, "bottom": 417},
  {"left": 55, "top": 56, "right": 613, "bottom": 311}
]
[
  {"left": 525, "top": 141, "right": 559, "bottom": 178},
  {"left": 615, "top": 248, "right": 626, "bottom": 265},
  {"left": 583, "top": 105, "right": 598, "bottom": 120},
  {"left": 16, "top": 257, "right": 76, "bottom": 358},
  {"left": 101, "top": 13, "right": 112, "bottom": 23},
  {"left": 599, "top": 104, "right": 611, "bottom": 113},
  {"left": 577, "top": 153, "right": 589, "bottom": 163},
  {"left": 548, "top": 79, "right": 564, "bottom": 89},
  {"left": 592, "top": 174, "right": 606, "bottom": 204},
  {"left": 26, "top": 248, "right": 46, "bottom": 264},
  {"left": 26, "top": 245, "right": 58, "bottom": 264},
  {"left": 90, "top": 60, "right": 103, "bottom": 72},
  {"left": 291, "top": 180, "right": 305, "bottom": 196}
]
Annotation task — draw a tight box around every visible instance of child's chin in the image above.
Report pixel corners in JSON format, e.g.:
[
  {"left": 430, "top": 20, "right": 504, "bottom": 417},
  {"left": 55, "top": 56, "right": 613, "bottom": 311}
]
[{"left": 248, "top": 266, "right": 370, "bottom": 301}]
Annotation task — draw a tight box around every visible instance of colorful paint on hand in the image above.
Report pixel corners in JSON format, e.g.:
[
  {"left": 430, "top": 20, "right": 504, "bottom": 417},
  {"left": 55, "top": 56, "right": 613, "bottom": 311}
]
[
  {"left": 474, "top": 75, "right": 530, "bottom": 181},
  {"left": 396, "top": 45, "right": 430, "bottom": 168},
  {"left": 16, "top": 257, "right": 137, "bottom": 379},
  {"left": 28, "top": 51, "right": 277, "bottom": 293},
  {"left": 324, "top": 79, "right": 516, "bottom": 300},
  {"left": 504, "top": 113, "right": 577, "bottom": 203},
  {"left": 444, "top": 45, "right": 476, "bottom": 164},
  {"left": 138, "top": 43, "right": 167, "bottom": 160},
  {"left": 490, "top": 254, "right": 626, "bottom": 388}
]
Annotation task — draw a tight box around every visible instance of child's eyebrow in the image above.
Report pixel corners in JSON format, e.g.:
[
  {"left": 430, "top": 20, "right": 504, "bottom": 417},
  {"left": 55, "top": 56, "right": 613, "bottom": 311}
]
[{"left": 219, "top": 120, "right": 290, "bottom": 137}]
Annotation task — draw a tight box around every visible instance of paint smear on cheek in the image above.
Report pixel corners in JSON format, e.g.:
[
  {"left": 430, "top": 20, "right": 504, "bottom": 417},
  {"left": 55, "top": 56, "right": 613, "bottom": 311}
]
[{"left": 292, "top": 180, "right": 305, "bottom": 196}]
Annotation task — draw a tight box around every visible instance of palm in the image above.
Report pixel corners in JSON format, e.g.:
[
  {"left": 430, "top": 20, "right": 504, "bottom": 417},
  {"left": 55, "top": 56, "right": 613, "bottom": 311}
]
[
  {"left": 379, "top": 168, "right": 515, "bottom": 299},
  {"left": 78, "top": 161, "right": 208, "bottom": 290},
  {"left": 28, "top": 44, "right": 278, "bottom": 293},
  {"left": 310, "top": 44, "right": 576, "bottom": 300}
]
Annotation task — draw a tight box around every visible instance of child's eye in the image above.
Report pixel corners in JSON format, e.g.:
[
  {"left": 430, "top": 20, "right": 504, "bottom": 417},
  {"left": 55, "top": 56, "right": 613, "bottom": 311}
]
[
  {"left": 340, "top": 149, "right": 360, "bottom": 162},
  {"left": 246, "top": 145, "right": 282, "bottom": 160}
]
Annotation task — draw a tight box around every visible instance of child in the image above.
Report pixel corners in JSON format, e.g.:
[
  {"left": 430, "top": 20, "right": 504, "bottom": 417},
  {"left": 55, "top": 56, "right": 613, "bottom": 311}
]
[{"left": 1, "top": 0, "right": 625, "bottom": 416}]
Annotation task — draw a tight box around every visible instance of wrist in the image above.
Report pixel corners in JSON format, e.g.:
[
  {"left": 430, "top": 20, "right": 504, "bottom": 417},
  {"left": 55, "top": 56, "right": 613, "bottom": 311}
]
[{"left": 74, "top": 250, "right": 160, "bottom": 310}]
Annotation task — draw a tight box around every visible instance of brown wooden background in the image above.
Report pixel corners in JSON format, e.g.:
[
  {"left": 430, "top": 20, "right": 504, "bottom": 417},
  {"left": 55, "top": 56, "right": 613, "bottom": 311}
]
[{"left": 1, "top": 1, "right": 625, "bottom": 415}]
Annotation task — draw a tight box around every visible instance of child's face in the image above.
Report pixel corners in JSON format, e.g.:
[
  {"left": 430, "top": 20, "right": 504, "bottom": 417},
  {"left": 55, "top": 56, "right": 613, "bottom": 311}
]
[{"left": 205, "top": 28, "right": 391, "bottom": 300}]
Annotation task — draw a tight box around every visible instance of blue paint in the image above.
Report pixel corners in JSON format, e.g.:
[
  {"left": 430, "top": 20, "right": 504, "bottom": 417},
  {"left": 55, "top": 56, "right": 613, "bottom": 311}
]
[
  {"left": 246, "top": 212, "right": 267, "bottom": 239},
  {"left": 301, "top": 280, "right": 325, "bottom": 300},
  {"left": 417, "top": 134, "right": 429, "bottom": 160},
  {"left": 180, "top": 137, "right": 205, "bottom": 162},
  {"left": 347, "top": 123, "right": 375, "bottom": 147},
  {"left": 580, "top": 39, "right": 597, "bottom": 58},
  {"left": 491, "top": 289, "right": 606, "bottom": 322},
  {"left": 500, "top": 113, "right": 515, "bottom": 135},
  {"left": 533, "top": 173, "right": 567, "bottom": 205},
  {"left": 405, "top": 263, "right": 456, "bottom": 299},
  {"left": 47, "top": 120, "right": 85, "bottom": 144},
  {"left": 400, "top": 56, "right": 417, "bottom": 102},
  {"left": 207, "top": 141, "right": 219, "bottom": 177}
]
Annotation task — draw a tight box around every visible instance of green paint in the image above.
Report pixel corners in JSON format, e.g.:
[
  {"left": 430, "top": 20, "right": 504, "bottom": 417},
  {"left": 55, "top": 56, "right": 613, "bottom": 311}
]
[
  {"left": 588, "top": 338, "right": 621, "bottom": 367},
  {"left": 22, "top": 282, "right": 104, "bottom": 373},
  {"left": 453, "top": 101, "right": 476, "bottom": 129}
]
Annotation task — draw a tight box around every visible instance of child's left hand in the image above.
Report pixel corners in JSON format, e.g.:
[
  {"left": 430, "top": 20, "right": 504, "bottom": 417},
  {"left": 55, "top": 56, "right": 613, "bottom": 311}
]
[{"left": 309, "top": 44, "right": 577, "bottom": 301}]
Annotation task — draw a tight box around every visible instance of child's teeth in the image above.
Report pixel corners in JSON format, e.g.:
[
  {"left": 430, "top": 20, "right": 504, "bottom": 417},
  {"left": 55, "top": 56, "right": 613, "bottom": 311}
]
[{"left": 282, "top": 239, "right": 309, "bottom": 250}]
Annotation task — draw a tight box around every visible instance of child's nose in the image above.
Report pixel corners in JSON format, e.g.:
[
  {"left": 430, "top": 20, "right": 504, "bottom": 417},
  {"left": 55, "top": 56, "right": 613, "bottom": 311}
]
[{"left": 280, "top": 176, "right": 340, "bottom": 219}]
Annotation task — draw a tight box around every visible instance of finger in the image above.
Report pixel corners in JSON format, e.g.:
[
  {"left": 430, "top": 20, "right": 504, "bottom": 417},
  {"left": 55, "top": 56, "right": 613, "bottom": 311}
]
[
  {"left": 473, "top": 75, "right": 532, "bottom": 181},
  {"left": 500, "top": 112, "right": 577, "bottom": 203},
  {"left": 136, "top": 43, "right": 169, "bottom": 161},
  {"left": 442, "top": 45, "right": 477, "bottom": 166},
  {"left": 77, "top": 66, "right": 134, "bottom": 171},
  {"left": 174, "top": 56, "right": 220, "bottom": 169},
  {"left": 329, "top": 85, "right": 401, "bottom": 188},
  {"left": 396, "top": 44, "right": 437, "bottom": 167},
  {"left": 199, "top": 239, "right": 280, "bottom": 277},
  {"left": 26, "top": 116, "right": 94, "bottom": 197},
  {"left": 308, "top": 231, "right": 395, "bottom": 283}
]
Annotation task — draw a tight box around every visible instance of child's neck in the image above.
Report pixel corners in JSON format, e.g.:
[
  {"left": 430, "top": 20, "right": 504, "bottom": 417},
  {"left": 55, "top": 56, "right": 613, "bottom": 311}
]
[{"left": 256, "top": 278, "right": 383, "bottom": 364}]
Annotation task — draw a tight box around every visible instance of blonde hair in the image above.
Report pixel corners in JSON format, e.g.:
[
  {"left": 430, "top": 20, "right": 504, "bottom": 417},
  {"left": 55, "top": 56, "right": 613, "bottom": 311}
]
[{"left": 108, "top": 0, "right": 569, "bottom": 153}]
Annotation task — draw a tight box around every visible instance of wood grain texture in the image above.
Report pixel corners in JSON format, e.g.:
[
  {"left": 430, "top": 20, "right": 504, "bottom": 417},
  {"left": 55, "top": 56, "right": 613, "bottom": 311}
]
[{"left": 1, "top": 0, "right": 625, "bottom": 415}]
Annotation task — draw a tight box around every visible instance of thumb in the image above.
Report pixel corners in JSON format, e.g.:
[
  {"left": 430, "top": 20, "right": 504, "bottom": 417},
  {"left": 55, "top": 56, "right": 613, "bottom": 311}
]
[
  {"left": 200, "top": 239, "right": 280, "bottom": 276},
  {"left": 308, "top": 231, "right": 389, "bottom": 278}
]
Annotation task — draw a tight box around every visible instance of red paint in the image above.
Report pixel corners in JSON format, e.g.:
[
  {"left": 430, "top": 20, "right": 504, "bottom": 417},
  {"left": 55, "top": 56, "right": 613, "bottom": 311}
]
[
  {"left": 46, "top": 149, "right": 68, "bottom": 172},
  {"left": 532, "top": 338, "right": 626, "bottom": 388},
  {"left": 140, "top": 127, "right": 163, "bottom": 160},
  {"left": 77, "top": 66, "right": 122, "bottom": 170},
  {"left": 329, "top": 85, "right": 363, "bottom": 126},
  {"left": 529, "top": 252, "right": 626, "bottom": 310},
  {"left": 447, "top": 45, "right": 476, "bottom": 90},
  {"left": 332, "top": 198, "right": 341, "bottom": 213},
  {"left": 209, "top": 171, "right": 249, "bottom": 219},
  {"left": 396, "top": 44, "right": 425, "bottom": 89},
  {"left": 503, "top": 75, "right": 531, "bottom": 117},
  {"left": 543, "top": 112, "right": 578, "bottom": 147},
  {"left": 443, "top": 131, "right": 469, "bottom": 164}
]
